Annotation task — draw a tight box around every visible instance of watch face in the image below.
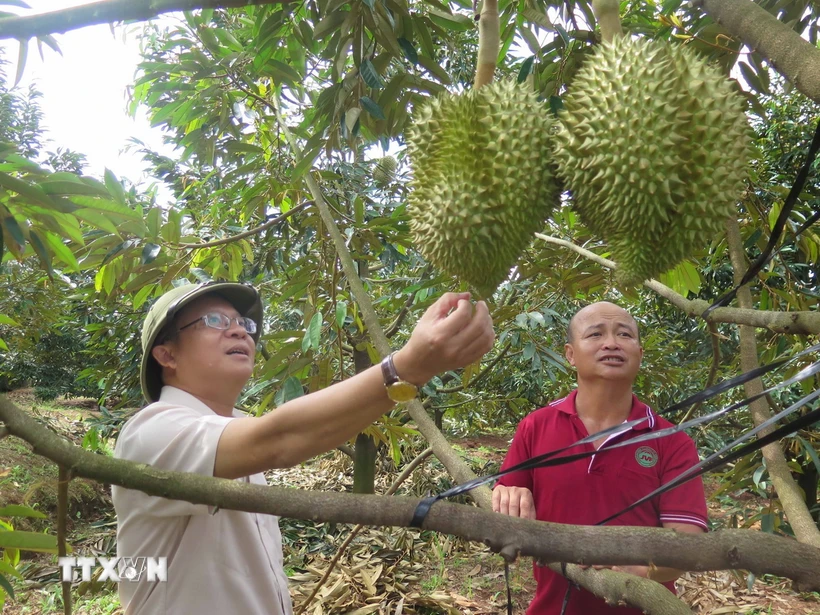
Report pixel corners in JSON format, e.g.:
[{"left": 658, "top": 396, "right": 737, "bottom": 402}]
[{"left": 388, "top": 381, "right": 418, "bottom": 402}]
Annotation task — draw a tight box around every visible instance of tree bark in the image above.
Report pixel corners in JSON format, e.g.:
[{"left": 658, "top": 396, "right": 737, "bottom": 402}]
[
  {"left": 0, "top": 0, "right": 290, "bottom": 40},
  {"left": 1, "top": 394, "right": 819, "bottom": 592},
  {"left": 724, "top": 217, "right": 820, "bottom": 548},
  {"left": 692, "top": 0, "right": 820, "bottom": 104},
  {"left": 535, "top": 233, "right": 820, "bottom": 335}
]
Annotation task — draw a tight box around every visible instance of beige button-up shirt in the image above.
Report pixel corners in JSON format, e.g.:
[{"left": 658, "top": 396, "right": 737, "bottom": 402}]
[{"left": 112, "top": 387, "right": 292, "bottom": 615}]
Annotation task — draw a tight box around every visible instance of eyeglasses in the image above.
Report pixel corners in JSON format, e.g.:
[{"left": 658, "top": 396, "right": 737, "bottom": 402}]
[{"left": 177, "top": 312, "right": 258, "bottom": 335}]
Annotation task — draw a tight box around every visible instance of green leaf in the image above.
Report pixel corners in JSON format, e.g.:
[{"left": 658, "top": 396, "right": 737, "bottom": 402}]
[
  {"left": 14, "top": 38, "right": 27, "bottom": 87},
  {"left": 0, "top": 338, "right": 7, "bottom": 351},
  {"left": 0, "top": 314, "right": 20, "bottom": 326},
  {"left": 0, "top": 505, "right": 46, "bottom": 520},
  {"left": 104, "top": 168, "right": 126, "bottom": 206},
  {"left": 0, "top": 572, "right": 13, "bottom": 601},
  {"left": 291, "top": 145, "right": 322, "bottom": 182},
  {"left": 335, "top": 301, "right": 347, "bottom": 329},
  {"left": 278, "top": 376, "right": 304, "bottom": 404},
  {"left": 74, "top": 208, "right": 120, "bottom": 236},
  {"left": 397, "top": 37, "right": 418, "bottom": 64},
  {"left": 69, "top": 196, "right": 140, "bottom": 220},
  {"left": 314, "top": 11, "right": 347, "bottom": 40},
  {"left": 518, "top": 56, "right": 535, "bottom": 83},
  {"left": 44, "top": 231, "right": 79, "bottom": 271},
  {"left": 0, "top": 172, "right": 52, "bottom": 207},
  {"left": 415, "top": 54, "right": 451, "bottom": 85},
  {"left": 0, "top": 560, "right": 22, "bottom": 580},
  {"left": 795, "top": 436, "right": 820, "bottom": 477},
  {"left": 133, "top": 284, "right": 155, "bottom": 310},
  {"left": 360, "top": 59, "right": 386, "bottom": 89},
  {"left": 427, "top": 8, "right": 473, "bottom": 32},
  {"left": 1, "top": 215, "right": 25, "bottom": 247},
  {"left": 360, "top": 96, "right": 386, "bottom": 120},
  {"left": 301, "top": 312, "right": 322, "bottom": 352},
  {"left": 141, "top": 243, "right": 161, "bottom": 265},
  {"left": 0, "top": 530, "right": 59, "bottom": 553},
  {"left": 29, "top": 232, "right": 52, "bottom": 276}
]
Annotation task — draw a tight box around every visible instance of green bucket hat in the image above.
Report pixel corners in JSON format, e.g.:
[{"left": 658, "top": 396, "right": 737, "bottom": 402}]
[{"left": 139, "top": 282, "right": 263, "bottom": 403}]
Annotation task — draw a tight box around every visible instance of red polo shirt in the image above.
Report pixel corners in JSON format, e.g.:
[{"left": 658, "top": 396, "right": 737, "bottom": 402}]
[{"left": 496, "top": 390, "right": 707, "bottom": 615}]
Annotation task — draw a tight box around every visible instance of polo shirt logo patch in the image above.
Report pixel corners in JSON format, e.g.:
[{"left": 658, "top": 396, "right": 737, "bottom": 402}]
[{"left": 635, "top": 446, "right": 658, "bottom": 468}]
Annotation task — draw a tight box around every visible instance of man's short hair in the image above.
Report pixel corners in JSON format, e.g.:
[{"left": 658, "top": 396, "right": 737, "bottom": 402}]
[{"left": 565, "top": 302, "right": 641, "bottom": 344}]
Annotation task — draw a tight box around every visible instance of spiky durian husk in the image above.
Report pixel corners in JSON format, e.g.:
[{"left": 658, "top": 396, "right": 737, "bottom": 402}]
[
  {"left": 373, "top": 155, "right": 397, "bottom": 187},
  {"left": 554, "top": 36, "right": 752, "bottom": 285},
  {"left": 407, "top": 80, "right": 560, "bottom": 297}
]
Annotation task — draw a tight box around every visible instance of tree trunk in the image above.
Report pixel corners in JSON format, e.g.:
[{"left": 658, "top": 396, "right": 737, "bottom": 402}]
[
  {"left": 797, "top": 457, "right": 819, "bottom": 523},
  {"left": 725, "top": 217, "right": 820, "bottom": 547},
  {"left": 353, "top": 432, "right": 377, "bottom": 494}
]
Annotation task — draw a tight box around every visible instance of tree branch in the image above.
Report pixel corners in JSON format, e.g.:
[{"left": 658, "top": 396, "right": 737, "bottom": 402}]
[
  {"left": 1, "top": 395, "right": 818, "bottom": 593},
  {"left": 535, "top": 233, "right": 820, "bottom": 335},
  {"left": 692, "top": 0, "right": 820, "bottom": 104},
  {"left": 725, "top": 217, "right": 820, "bottom": 548},
  {"left": 172, "top": 203, "right": 308, "bottom": 249},
  {"left": 0, "top": 0, "right": 291, "bottom": 40}
]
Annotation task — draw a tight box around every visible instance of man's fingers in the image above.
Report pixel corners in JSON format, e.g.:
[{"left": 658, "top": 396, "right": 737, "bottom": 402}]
[
  {"left": 433, "top": 298, "right": 476, "bottom": 339},
  {"left": 424, "top": 292, "right": 471, "bottom": 323}
]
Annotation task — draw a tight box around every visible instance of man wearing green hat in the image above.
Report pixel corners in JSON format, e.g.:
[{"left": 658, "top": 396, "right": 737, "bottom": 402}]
[{"left": 112, "top": 281, "right": 494, "bottom": 615}]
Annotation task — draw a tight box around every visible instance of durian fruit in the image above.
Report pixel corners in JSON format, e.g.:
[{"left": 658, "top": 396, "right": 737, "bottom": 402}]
[
  {"left": 554, "top": 35, "right": 752, "bottom": 285},
  {"left": 407, "top": 79, "right": 560, "bottom": 297},
  {"left": 373, "top": 155, "right": 397, "bottom": 188}
]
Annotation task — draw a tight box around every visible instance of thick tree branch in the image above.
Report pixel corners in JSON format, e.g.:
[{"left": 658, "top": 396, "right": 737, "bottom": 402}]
[
  {"left": 0, "top": 0, "right": 290, "bottom": 40},
  {"left": 535, "top": 233, "right": 820, "bottom": 335},
  {"left": 725, "top": 217, "right": 820, "bottom": 548},
  {"left": 692, "top": 0, "right": 820, "bottom": 104},
  {"left": 1, "top": 395, "right": 818, "bottom": 593}
]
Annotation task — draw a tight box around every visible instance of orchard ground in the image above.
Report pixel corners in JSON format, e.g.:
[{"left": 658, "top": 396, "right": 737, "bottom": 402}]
[{"left": 0, "top": 390, "right": 818, "bottom": 614}]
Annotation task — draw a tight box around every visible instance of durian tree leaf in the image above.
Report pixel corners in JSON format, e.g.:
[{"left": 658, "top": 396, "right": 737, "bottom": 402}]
[
  {"left": 518, "top": 56, "right": 536, "bottom": 83},
  {"left": 14, "top": 38, "right": 27, "bottom": 88},
  {"left": 397, "top": 37, "right": 418, "bottom": 64},
  {"left": 416, "top": 54, "right": 451, "bottom": 85},
  {"left": 0, "top": 572, "right": 14, "bottom": 601},
  {"left": 0, "top": 172, "right": 53, "bottom": 207},
  {"left": 292, "top": 144, "right": 322, "bottom": 181},
  {"left": 43, "top": 231, "right": 79, "bottom": 271},
  {"left": 360, "top": 96, "right": 386, "bottom": 120},
  {"left": 313, "top": 10, "right": 348, "bottom": 41},
  {"left": 29, "top": 231, "right": 53, "bottom": 276},
  {"left": 738, "top": 61, "right": 768, "bottom": 95},
  {"left": 522, "top": 7, "right": 555, "bottom": 31},
  {"left": 426, "top": 8, "right": 473, "bottom": 32},
  {"left": 413, "top": 16, "right": 435, "bottom": 57},
  {"left": 0, "top": 530, "right": 59, "bottom": 553},
  {"left": 0, "top": 505, "right": 46, "bottom": 519},
  {"left": 335, "top": 301, "right": 347, "bottom": 329},
  {"left": 1, "top": 214, "right": 25, "bottom": 247},
  {"left": 360, "top": 59, "right": 386, "bottom": 89}
]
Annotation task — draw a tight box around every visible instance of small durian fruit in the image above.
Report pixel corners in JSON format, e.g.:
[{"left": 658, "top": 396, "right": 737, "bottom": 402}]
[
  {"left": 554, "top": 36, "right": 752, "bottom": 285},
  {"left": 407, "top": 79, "right": 560, "bottom": 297},
  {"left": 373, "top": 155, "right": 397, "bottom": 188}
]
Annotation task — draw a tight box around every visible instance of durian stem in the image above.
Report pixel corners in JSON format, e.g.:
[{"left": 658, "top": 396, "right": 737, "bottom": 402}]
[
  {"left": 592, "top": 0, "right": 623, "bottom": 42},
  {"left": 473, "top": 0, "right": 499, "bottom": 89}
]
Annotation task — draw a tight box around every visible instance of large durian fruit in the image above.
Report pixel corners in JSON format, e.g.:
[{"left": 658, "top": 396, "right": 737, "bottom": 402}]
[
  {"left": 407, "top": 79, "right": 560, "bottom": 297},
  {"left": 554, "top": 35, "right": 752, "bottom": 285}
]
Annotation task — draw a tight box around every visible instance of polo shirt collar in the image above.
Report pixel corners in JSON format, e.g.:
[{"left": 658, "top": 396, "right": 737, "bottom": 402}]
[
  {"left": 158, "top": 386, "right": 227, "bottom": 417},
  {"left": 554, "top": 389, "right": 656, "bottom": 431}
]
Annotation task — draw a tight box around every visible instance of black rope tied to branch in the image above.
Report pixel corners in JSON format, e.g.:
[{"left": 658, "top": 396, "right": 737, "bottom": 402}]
[{"left": 703, "top": 118, "right": 820, "bottom": 317}]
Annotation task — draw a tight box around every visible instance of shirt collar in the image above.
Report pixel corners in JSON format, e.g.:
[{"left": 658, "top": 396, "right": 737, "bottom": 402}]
[
  {"left": 158, "top": 386, "right": 241, "bottom": 417},
  {"left": 555, "top": 389, "right": 655, "bottom": 431}
]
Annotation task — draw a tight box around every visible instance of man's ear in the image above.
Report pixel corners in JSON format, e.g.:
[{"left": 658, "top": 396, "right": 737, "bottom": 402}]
[
  {"left": 565, "top": 343, "right": 575, "bottom": 367},
  {"left": 152, "top": 344, "right": 177, "bottom": 370}
]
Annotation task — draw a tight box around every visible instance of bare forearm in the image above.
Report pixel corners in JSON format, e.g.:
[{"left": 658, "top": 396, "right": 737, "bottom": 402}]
[{"left": 259, "top": 363, "right": 395, "bottom": 466}]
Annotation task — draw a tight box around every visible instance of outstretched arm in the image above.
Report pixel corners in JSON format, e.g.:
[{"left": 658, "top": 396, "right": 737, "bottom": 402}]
[{"left": 214, "top": 292, "right": 495, "bottom": 479}]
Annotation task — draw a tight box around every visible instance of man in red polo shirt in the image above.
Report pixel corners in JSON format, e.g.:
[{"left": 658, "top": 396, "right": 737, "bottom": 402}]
[{"left": 493, "top": 301, "right": 707, "bottom": 614}]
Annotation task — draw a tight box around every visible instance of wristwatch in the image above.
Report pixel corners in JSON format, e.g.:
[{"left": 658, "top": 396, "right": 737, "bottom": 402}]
[{"left": 381, "top": 352, "right": 419, "bottom": 402}]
